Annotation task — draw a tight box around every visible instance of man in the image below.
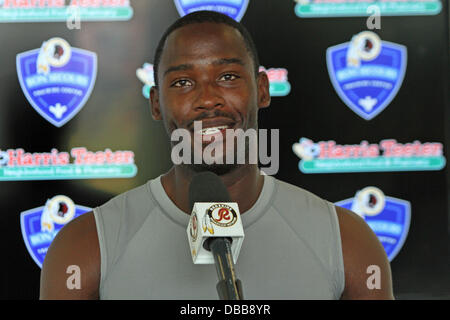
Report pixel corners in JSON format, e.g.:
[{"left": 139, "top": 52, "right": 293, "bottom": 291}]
[{"left": 40, "top": 11, "right": 394, "bottom": 300}]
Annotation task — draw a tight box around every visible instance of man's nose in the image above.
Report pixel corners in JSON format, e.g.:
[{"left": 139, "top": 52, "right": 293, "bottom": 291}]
[{"left": 194, "top": 82, "right": 225, "bottom": 111}]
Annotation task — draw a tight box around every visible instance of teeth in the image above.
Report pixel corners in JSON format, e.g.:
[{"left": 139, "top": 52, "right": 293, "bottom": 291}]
[{"left": 197, "top": 126, "right": 228, "bottom": 135}]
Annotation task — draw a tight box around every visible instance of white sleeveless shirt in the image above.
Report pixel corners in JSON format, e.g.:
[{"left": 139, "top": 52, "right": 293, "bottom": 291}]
[{"left": 93, "top": 175, "right": 345, "bottom": 299}]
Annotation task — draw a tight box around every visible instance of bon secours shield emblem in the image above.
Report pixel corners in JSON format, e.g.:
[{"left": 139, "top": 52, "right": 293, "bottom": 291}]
[
  {"left": 174, "top": 0, "right": 249, "bottom": 21},
  {"left": 16, "top": 38, "right": 97, "bottom": 127},
  {"left": 326, "top": 31, "right": 407, "bottom": 120},
  {"left": 335, "top": 187, "right": 411, "bottom": 261},
  {"left": 20, "top": 195, "right": 91, "bottom": 268}
]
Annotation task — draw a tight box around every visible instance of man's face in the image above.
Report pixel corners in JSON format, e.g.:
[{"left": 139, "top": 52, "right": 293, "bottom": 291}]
[{"left": 151, "top": 22, "right": 270, "bottom": 173}]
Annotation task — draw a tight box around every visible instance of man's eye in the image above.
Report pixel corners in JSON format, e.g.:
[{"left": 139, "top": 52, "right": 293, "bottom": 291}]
[
  {"left": 172, "top": 79, "right": 192, "bottom": 87},
  {"left": 219, "top": 74, "right": 239, "bottom": 81}
]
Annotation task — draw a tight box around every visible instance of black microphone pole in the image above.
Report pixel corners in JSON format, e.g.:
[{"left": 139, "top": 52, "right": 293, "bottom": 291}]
[{"left": 205, "top": 237, "right": 244, "bottom": 300}]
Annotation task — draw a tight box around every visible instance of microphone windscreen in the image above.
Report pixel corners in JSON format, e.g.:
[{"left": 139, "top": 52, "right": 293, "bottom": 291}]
[{"left": 188, "top": 171, "right": 232, "bottom": 211}]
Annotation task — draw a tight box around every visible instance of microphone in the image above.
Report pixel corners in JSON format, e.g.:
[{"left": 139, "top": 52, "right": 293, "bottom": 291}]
[{"left": 187, "top": 171, "right": 245, "bottom": 300}]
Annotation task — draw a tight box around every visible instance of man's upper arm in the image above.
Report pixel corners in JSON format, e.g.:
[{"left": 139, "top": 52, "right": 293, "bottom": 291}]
[
  {"left": 40, "top": 211, "right": 100, "bottom": 300},
  {"left": 335, "top": 205, "right": 394, "bottom": 300}
]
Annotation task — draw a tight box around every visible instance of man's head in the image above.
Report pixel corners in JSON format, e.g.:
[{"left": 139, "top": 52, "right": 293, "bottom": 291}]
[
  {"left": 150, "top": 11, "right": 270, "bottom": 175},
  {"left": 152, "top": 11, "right": 260, "bottom": 88}
]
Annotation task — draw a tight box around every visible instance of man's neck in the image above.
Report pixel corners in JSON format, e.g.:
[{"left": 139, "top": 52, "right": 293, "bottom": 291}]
[{"left": 160, "top": 164, "right": 264, "bottom": 215}]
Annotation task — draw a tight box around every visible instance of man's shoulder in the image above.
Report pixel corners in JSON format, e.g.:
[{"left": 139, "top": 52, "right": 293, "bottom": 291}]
[
  {"left": 268, "top": 176, "right": 346, "bottom": 298},
  {"left": 93, "top": 178, "right": 162, "bottom": 251},
  {"left": 269, "top": 177, "right": 338, "bottom": 241},
  {"left": 96, "top": 178, "right": 158, "bottom": 218},
  {"left": 41, "top": 210, "right": 100, "bottom": 299},
  {"left": 271, "top": 176, "right": 332, "bottom": 210}
]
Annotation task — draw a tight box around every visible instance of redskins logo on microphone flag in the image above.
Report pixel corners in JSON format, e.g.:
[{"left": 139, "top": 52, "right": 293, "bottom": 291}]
[
  {"left": 190, "top": 213, "right": 199, "bottom": 241},
  {"left": 335, "top": 187, "right": 411, "bottom": 261},
  {"left": 16, "top": 37, "right": 97, "bottom": 127},
  {"left": 207, "top": 204, "right": 238, "bottom": 228},
  {"left": 201, "top": 204, "right": 238, "bottom": 234},
  {"left": 187, "top": 202, "right": 244, "bottom": 264},
  {"left": 326, "top": 31, "right": 407, "bottom": 120},
  {"left": 20, "top": 195, "right": 92, "bottom": 268},
  {"left": 202, "top": 211, "right": 215, "bottom": 235}
]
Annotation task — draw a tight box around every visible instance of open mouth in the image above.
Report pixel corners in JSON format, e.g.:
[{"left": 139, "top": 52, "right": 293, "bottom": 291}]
[
  {"left": 196, "top": 125, "right": 230, "bottom": 136},
  {"left": 189, "top": 117, "right": 237, "bottom": 141},
  {"left": 195, "top": 125, "right": 233, "bottom": 145}
]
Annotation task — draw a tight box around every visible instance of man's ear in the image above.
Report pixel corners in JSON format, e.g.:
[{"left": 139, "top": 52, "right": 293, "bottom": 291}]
[
  {"left": 257, "top": 71, "right": 271, "bottom": 109},
  {"left": 150, "top": 86, "right": 162, "bottom": 120}
]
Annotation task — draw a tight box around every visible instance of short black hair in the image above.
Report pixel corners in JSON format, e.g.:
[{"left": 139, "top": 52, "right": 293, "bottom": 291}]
[{"left": 152, "top": 10, "right": 260, "bottom": 87}]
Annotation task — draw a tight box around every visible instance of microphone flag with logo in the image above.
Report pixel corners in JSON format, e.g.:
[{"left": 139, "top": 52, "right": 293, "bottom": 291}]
[{"left": 187, "top": 171, "right": 245, "bottom": 265}]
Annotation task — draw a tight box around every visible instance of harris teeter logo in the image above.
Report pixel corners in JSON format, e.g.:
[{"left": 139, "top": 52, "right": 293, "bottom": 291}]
[
  {"left": 292, "top": 137, "right": 446, "bottom": 173},
  {"left": 17, "top": 37, "right": 97, "bottom": 127},
  {"left": 294, "top": 0, "right": 442, "bottom": 18},
  {"left": 259, "top": 66, "right": 291, "bottom": 97},
  {"left": 0, "top": 0, "right": 133, "bottom": 22},
  {"left": 21, "top": 195, "right": 92, "bottom": 268},
  {"left": 335, "top": 186, "right": 411, "bottom": 261},
  {"left": 0, "top": 147, "right": 137, "bottom": 181},
  {"left": 326, "top": 31, "right": 407, "bottom": 120},
  {"left": 174, "top": 0, "right": 249, "bottom": 21}
]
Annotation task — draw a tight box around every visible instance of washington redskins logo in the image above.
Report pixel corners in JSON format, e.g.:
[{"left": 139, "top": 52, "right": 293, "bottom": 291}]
[
  {"left": 37, "top": 38, "right": 72, "bottom": 75},
  {"left": 352, "top": 186, "right": 385, "bottom": 218},
  {"left": 42, "top": 195, "right": 76, "bottom": 229},
  {"left": 207, "top": 204, "right": 238, "bottom": 227}
]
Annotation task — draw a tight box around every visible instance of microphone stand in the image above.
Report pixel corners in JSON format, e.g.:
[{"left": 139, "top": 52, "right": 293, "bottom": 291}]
[{"left": 207, "top": 237, "right": 244, "bottom": 300}]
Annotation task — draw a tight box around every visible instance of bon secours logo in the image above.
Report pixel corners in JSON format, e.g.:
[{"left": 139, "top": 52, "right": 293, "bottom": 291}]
[
  {"left": 327, "top": 31, "right": 407, "bottom": 120},
  {"left": 0, "top": 147, "right": 137, "bottom": 181},
  {"left": 293, "top": 137, "right": 446, "bottom": 173},
  {"left": 336, "top": 186, "right": 411, "bottom": 261},
  {"left": 174, "top": 0, "right": 249, "bottom": 21},
  {"left": 0, "top": 0, "right": 133, "bottom": 22},
  {"left": 20, "top": 195, "right": 91, "bottom": 268},
  {"left": 136, "top": 63, "right": 291, "bottom": 99},
  {"left": 294, "top": 0, "right": 441, "bottom": 18},
  {"left": 17, "top": 37, "right": 97, "bottom": 127}
]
